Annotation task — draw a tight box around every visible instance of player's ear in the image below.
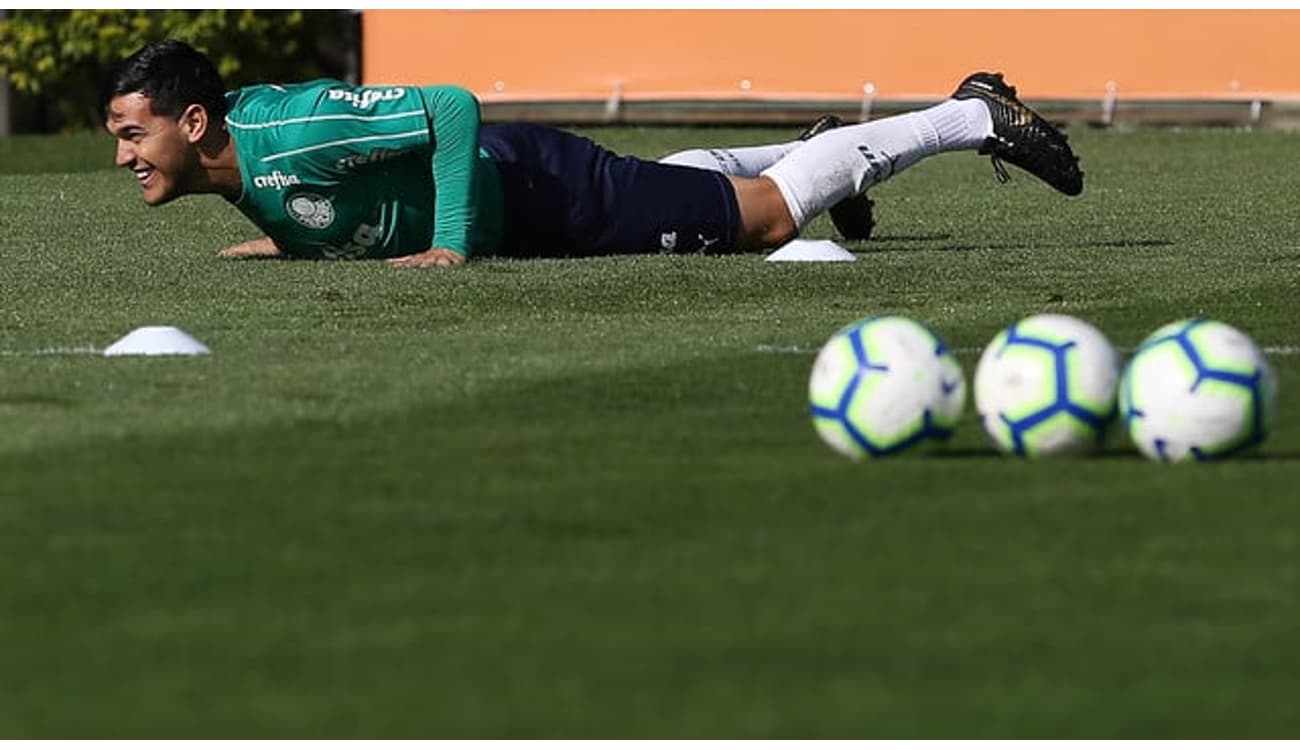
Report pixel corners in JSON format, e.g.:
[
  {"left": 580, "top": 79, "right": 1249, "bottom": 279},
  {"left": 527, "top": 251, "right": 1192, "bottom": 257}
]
[{"left": 178, "top": 103, "right": 209, "bottom": 144}]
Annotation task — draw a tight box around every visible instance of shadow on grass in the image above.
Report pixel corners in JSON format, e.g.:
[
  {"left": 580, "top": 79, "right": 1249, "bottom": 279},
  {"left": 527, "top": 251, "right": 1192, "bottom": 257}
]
[
  {"left": 859, "top": 233, "right": 954, "bottom": 243},
  {"left": 1232, "top": 451, "right": 1300, "bottom": 463},
  {"left": 934, "top": 446, "right": 1300, "bottom": 463},
  {"left": 933, "top": 446, "right": 1143, "bottom": 461},
  {"left": 856, "top": 237, "right": 1174, "bottom": 254},
  {"left": 935, "top": 238, "right": 1174, "bottom": 254}
]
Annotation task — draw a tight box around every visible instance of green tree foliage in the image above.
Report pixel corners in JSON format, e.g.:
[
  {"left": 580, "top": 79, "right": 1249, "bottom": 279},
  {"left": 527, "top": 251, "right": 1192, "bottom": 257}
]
[{"left": 0, "top": 10, "right": 355, "bottom": 130}]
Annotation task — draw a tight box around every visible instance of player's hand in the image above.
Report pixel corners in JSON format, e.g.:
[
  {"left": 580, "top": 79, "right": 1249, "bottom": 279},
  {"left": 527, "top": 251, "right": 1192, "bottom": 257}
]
[
  {"left": 387, "top": 248, "right": 466, "bottom": 268},
  {"left": 218, "top": 237, "right": 283, "bottom": 259}
]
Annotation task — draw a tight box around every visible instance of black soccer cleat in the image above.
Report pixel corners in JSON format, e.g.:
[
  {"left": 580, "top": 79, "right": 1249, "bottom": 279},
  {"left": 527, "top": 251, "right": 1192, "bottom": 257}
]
[
  {"left": 798, "top": 114, "right": 877, "bottom": 241},
  {"left": 951, "top": 72, "right": 1084, "bottom": 197}
]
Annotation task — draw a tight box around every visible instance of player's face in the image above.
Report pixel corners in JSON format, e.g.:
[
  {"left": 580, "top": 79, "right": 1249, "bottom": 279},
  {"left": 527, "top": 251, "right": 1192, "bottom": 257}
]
[{"left": 105, "top": 92, "right": 201, "bottom": 206}]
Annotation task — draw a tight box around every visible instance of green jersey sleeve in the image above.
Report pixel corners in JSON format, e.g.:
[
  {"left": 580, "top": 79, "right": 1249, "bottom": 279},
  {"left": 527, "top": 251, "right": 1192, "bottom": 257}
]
[{"left": 418, "top": 85, "right": 480, "bottom": 257}]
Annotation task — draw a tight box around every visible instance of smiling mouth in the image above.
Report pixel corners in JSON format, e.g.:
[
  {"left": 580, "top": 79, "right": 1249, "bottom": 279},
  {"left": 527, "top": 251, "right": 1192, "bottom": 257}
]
[{"left": 133, "top": 167, "right": 155, "bottom": 186}]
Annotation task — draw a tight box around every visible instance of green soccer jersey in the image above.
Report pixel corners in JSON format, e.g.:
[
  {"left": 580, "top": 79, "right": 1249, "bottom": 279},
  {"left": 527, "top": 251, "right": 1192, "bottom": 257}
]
[{"left": 224, "top": 80, "right": 503, "bottom": 259}]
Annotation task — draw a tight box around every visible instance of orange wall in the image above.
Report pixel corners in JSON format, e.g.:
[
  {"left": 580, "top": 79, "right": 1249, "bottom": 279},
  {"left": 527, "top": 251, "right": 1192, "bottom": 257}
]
[{"left": 363, "top": 10, "right": 1300, "bottom": 101}]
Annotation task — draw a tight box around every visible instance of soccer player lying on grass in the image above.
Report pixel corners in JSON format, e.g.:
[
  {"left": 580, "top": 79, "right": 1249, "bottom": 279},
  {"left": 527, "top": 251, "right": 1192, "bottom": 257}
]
[{"left": 103, "top": 39, "right": 1083, "bottom": 269}]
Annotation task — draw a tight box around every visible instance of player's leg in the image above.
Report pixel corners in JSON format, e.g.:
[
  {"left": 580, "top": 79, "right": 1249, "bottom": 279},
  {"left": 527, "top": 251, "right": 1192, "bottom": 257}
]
[
  {"left": 758, "top": 98, "right": 993, "bottom": 232},
  {"left": 659, "top": 141, "right": 799, "bottom": 176},
  {"left": 715, "top": 98, "right": 992, "bottom": 250},
  {"left": 661, "top": 101, "right": 988, "bottom": 245},
  {"left": 479, "top": 73, "right": 1083, "bottom": 259},
  {"left": 756, "top": 71, "right": 1083, "bottom": 234},
  {"left": 727, "top": 176, "right": 799, "bottom": 251},
  {"left": 655, "top": 115, "right": 871, "bottom": 177},
  {"left": 661, "top": 115, "right": 876, "bottom": 241},
  {"left": 667, "top": 72, "right": 1083, "bottom": 244},
  {"left": 794, "top": 115, "right": 876, "bottom": 242},
  {"left": 480, "top": 103, "right": 992, "bottom": 257}
]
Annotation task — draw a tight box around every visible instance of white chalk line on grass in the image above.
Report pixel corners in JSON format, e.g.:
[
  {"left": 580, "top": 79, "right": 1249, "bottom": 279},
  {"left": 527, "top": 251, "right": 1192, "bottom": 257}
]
[
  {"left": 5, "top": 343, "right": 1300, "bottom": 358},
  {"left": 757, "top": 344, "right": 1300, "bottom": 357},
  {"left": 0, "top": 346, "right": 103, "bottom": 357}
]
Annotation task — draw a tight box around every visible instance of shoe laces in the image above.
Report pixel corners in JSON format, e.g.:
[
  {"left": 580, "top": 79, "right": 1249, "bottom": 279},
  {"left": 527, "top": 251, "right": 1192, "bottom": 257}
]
[{"left": 990, "top": 156, "right": 1012, "bottom": 184}]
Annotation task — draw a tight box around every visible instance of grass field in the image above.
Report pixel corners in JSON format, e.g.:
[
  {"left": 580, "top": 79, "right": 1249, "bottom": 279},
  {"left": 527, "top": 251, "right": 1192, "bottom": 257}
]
[{"left": 2, "top": 125, "right": 1299, "bottom": 738}]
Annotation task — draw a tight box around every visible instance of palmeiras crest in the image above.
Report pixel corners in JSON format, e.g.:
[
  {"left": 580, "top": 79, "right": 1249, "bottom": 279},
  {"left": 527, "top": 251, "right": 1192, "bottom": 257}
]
[{"left": 285, "top": 192, "right": 336, "bottom": 229}]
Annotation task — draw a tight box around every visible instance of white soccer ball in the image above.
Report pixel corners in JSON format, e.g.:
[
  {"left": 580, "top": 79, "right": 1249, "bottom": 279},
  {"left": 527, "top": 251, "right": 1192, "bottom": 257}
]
[
  {"left": 808, "top": 315, "right": 966, "bottom": 459},
  {"left": 974, "top": 314, "right": 1120, "bottom": 457},
  {"left": 1120, "top": 319, "right": 1276, "bottom": 462}
]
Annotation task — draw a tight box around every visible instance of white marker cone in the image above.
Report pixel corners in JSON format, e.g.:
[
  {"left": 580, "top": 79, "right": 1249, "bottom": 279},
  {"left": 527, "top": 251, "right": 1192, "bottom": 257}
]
[
  {"left": 764, "top": 239, "right": 857, "bottom": 262},
  {"left": 103, "top": 326, "right": 211, "bottom": 357}
]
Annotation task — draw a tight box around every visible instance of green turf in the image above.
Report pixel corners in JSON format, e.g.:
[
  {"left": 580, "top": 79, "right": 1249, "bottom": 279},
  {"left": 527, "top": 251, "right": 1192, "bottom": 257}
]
[{"left": 3, "top": 126, "right": 1300, "bottom": 738}]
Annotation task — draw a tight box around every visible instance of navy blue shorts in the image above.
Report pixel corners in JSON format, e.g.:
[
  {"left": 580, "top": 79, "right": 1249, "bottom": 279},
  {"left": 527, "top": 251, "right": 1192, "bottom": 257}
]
[{"left": 478, "top": 123, "right": 741, "bottom": 258}]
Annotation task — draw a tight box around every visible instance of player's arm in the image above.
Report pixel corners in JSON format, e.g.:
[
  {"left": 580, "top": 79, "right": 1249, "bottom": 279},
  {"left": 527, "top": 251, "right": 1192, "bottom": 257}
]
[
  {"left": 218, "top": 236, "right": 284, "bottom": 259},
  {"left": 387, "top": 85, "right": 481, "bottom": 268}
]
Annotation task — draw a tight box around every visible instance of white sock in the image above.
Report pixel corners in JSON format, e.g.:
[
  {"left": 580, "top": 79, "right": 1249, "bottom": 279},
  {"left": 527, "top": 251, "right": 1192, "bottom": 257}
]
[
  {"left": 659, "top": 142, "right": 801, "bottom": 177},
  {"left": 761, "top": 99, "right": 993, "bottom": 228},
  {"left": 923, "top": 98, "right": 994, "bottom": 151}
]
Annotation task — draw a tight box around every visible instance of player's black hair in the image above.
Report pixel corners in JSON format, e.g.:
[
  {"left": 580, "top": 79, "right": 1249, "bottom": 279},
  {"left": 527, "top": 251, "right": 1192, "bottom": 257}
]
[{"left": 102, "top": 39, "right": 228, "bottom": 121}]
